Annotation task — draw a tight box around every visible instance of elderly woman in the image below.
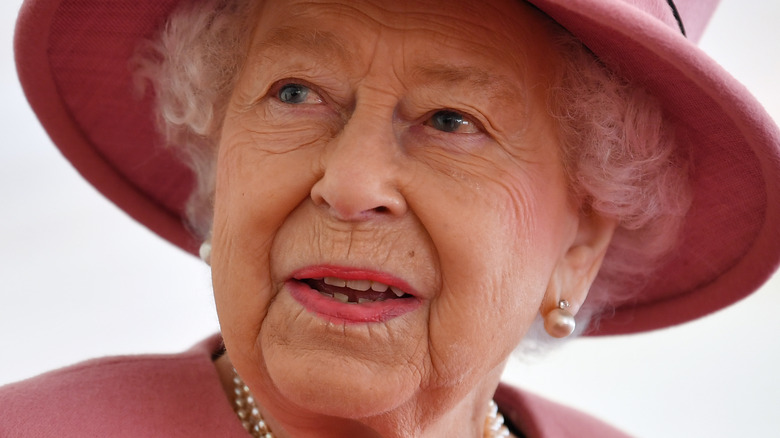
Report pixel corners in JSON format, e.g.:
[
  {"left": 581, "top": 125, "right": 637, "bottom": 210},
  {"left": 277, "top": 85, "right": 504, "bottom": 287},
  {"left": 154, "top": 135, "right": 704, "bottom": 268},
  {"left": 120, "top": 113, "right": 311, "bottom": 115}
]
[{"left": 3, "top": 0, "right": 779, "bottom": 436}]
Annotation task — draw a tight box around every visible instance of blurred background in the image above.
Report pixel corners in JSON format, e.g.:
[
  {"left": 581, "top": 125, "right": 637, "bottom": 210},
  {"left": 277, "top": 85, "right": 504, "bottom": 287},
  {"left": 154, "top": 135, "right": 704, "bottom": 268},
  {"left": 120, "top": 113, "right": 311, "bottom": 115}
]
[{"left": 1, "top": 1, "right": 778, "bottom": 437}]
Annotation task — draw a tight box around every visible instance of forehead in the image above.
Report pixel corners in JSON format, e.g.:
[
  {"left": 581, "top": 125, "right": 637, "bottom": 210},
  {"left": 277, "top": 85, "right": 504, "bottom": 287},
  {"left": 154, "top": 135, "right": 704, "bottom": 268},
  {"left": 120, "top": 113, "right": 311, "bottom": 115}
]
[{"left": 249, "top": 0, "right": 562, "bottom": 81}]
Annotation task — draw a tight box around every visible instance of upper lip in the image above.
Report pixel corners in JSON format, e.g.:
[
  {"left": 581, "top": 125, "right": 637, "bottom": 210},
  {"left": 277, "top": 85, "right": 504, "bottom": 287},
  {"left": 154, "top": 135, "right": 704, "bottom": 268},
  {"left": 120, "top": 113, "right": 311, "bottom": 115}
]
[{"left": 290, "top": 265, "right": 421, "bottom": 298}]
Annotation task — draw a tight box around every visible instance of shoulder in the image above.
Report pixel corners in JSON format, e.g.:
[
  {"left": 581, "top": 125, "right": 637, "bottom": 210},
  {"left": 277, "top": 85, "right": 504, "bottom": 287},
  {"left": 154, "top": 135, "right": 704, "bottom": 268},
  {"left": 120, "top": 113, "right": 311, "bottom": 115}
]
[
  {"left": 495, "top": 383, "right": 631, "bottom": 438},
  {"left": 0, "top": 335, "right": 245, "bottom": 437}
]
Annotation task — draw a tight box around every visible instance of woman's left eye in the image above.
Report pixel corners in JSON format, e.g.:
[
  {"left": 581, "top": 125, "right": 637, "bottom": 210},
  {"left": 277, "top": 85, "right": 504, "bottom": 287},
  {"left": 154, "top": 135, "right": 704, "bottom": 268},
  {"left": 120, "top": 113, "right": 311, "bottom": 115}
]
[
  {"left": 425, "top": 110, "right": 481, "bottom": 134},
  {"left": 277, "top": 83, "right": 323, "bottom": 105}
]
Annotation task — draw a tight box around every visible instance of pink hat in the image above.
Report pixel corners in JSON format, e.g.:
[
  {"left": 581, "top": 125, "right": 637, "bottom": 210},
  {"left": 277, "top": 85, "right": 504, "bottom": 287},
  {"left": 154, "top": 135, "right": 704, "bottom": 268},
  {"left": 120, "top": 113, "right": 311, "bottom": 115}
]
[{"left": 14, "top": 0, "right": 780, "bottom": 336}]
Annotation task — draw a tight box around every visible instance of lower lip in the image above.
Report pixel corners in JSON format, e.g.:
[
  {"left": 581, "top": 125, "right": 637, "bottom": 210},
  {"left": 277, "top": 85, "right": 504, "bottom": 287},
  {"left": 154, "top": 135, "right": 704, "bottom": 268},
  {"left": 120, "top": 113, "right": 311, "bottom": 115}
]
[{"left": 287, "top": 280, "right": 421, "bottom": 324}]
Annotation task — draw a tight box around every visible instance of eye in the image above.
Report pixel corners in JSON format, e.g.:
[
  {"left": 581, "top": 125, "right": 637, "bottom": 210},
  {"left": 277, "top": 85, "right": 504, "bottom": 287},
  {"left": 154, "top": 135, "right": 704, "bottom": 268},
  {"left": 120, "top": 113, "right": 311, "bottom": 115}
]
[
  {"left": 277, "top": 83, "right": 323, "bottom": 105},
  {"left": 425, "top": 110, "right": 480, "bottom": 134}
]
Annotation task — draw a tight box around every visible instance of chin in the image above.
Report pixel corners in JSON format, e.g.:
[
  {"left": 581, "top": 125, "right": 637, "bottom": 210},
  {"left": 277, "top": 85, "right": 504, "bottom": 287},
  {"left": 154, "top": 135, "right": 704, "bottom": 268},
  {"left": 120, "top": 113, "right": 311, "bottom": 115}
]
[
  {"left": 264, "top": 347, "right": 418, "bottom": 419},
  {"left": 254, "top": 286, "right": 431, "bottom": 418}
]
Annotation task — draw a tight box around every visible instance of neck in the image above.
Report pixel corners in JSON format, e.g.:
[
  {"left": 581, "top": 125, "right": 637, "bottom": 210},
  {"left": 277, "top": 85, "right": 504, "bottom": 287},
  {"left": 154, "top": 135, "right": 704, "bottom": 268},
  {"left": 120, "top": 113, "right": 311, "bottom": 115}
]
[{"left": 214, "top": 354, "right": 508, "bottom": 438}]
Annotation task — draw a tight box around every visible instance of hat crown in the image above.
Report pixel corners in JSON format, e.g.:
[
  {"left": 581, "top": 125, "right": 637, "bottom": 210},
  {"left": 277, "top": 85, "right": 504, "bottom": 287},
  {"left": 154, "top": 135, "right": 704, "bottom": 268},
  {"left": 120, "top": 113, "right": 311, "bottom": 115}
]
[{"left": 616, "top": 0, "right": 720, "bottom": 42}]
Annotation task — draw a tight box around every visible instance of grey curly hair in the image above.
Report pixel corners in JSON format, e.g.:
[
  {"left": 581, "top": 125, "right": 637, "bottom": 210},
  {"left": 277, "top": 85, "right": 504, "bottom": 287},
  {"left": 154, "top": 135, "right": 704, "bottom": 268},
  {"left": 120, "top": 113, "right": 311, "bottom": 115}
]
[{"left": 133, "top": 0, "right": 691, "bottom": 340}]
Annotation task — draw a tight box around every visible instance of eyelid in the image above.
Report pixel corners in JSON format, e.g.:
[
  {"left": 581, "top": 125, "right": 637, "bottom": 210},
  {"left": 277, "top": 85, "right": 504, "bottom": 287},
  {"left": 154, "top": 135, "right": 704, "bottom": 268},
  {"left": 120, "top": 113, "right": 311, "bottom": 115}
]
[
  {"left": 268, "top": 78, "right": 328, "bottom": 105},
  {"left": 423, "top": 108, "right": 487, "bottom": 135}
]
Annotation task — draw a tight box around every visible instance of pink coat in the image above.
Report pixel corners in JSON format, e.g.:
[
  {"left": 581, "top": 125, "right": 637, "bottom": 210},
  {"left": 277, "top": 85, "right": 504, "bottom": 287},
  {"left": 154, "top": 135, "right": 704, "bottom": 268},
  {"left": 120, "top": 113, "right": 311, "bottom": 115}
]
[{"left": 0, "top": 335, "right": 629, "bottom": 437}]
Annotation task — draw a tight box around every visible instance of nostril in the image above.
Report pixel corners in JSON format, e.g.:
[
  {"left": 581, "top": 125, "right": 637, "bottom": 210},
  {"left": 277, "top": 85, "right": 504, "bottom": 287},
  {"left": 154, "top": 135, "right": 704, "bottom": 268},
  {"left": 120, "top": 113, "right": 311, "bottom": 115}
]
[{"left": 309, "top": 166, "right": 407, "bottom": 219}]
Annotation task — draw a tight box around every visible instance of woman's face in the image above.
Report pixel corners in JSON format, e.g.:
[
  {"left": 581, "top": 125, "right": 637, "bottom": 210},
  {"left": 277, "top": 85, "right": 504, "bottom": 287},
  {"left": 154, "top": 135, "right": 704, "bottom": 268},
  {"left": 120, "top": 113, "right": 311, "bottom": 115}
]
[{"left": 213, "top": 0, "right": 581, "bottom": 425}]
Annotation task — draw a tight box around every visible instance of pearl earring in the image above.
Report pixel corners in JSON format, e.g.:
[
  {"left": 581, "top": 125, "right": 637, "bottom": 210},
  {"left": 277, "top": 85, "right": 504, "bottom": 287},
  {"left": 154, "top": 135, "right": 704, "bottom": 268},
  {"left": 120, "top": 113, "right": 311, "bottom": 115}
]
[
  {"left": 199, "top": 241, "right": 212, "bottom": 265},
  {"left": 544, "top": 300, "right": 576, "bottom": 338}
]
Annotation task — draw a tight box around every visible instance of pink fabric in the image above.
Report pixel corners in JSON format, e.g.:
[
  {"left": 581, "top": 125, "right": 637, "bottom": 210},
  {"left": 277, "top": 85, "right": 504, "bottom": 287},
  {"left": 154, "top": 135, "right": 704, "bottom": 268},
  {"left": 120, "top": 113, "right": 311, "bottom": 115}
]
[
  {"left": 0, "top": 336, "right": 247, "bottom": 437},
  {"left": 675, "top": 0, "right": 721, "bottom": 42},
  {"left": 14, "top": 0, "right": 199, "bottom": 254},
  {"left": 494, "top": 385, "right": 631, "bottom": 438},
  {"left": 529, "top": 0, "right": 780, "bottom": 335},
  {"left": 0, "top": 335, "right": 628, "bottom": 437}
]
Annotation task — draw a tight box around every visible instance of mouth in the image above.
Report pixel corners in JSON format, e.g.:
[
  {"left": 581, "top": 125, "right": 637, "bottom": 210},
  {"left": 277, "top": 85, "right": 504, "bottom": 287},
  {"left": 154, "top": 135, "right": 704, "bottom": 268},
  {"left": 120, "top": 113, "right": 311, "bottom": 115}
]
[
  {"left": 301, "top": 277, "right": 412, "bottom": 304},
  {"left": 286, "top": 267, "right": 421, "bottom": 323}
]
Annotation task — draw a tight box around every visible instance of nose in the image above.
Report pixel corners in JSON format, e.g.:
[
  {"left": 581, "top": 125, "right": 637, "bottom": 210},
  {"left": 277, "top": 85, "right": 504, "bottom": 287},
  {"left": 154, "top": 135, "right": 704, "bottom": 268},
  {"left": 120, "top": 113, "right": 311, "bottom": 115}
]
[{"left": 310, "top": 113, "right": 407, "bottom": 221}]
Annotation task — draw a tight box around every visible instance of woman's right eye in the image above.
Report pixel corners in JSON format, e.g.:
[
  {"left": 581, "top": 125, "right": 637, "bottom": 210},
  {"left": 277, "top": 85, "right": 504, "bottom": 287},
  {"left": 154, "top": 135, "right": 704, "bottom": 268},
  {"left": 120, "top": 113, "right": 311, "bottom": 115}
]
[{"left": 277, "top": 83, "right": 323, "bottom": 105}]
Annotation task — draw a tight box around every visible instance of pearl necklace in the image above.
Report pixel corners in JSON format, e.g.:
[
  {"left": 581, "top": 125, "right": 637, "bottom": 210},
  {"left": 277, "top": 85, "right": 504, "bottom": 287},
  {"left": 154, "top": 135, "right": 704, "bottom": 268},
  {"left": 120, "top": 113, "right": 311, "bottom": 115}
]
[{"left": 232, "top": 369, "right": 511, "bottom": 438}]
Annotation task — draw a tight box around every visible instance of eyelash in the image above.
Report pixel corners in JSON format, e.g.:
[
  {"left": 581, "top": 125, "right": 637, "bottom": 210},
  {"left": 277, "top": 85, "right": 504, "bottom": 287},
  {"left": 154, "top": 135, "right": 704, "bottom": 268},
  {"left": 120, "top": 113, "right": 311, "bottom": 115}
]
[
  {"left": 267, "top": 79, "right": 486, "bottom": 136},
  {"left": 422, "top": 109, "right": 484, "bottom": 135},
  {"left": 270, "top": 80, "right": 326, "bottom": 105}
]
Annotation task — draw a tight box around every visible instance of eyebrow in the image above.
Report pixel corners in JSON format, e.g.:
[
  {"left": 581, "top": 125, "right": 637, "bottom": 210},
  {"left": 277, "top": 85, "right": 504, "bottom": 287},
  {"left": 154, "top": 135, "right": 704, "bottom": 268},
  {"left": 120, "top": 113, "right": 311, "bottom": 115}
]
[
  {"left": 253, "top": 26, "right": 525, "bottom": 107},
  {"left": 254, "top": 26, "right": 353, "bottom": 64},
  {"left": 409, "top": 64, "right": 525, "bottom": 106}
]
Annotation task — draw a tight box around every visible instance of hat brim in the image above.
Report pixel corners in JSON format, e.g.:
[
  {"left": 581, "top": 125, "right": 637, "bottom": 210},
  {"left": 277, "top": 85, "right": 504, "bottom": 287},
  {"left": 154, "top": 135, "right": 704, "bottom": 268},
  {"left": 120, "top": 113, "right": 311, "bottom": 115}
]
[
  {"left": 15, "top": 0, "right": 197, "bottom": 254},
  {"left": 528, "top": 0, "right": 780, "bottom": 334},
  {"left": 14, "top": 0, "right": 780, "bottom": 335}
]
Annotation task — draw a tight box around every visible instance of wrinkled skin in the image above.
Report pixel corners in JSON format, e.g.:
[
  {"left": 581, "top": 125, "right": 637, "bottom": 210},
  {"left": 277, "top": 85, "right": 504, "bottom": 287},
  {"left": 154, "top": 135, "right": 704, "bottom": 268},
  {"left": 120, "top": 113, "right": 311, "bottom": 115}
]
[{"left": 211, "top": 0, "right": 615, "bottom": 436}]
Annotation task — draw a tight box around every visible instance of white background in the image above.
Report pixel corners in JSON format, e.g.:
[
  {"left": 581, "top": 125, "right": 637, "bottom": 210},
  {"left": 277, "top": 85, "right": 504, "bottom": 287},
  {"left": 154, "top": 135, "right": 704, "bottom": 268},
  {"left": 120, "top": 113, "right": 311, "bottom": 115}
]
[{"left": 1, "top": 2, "right": 778, "bottom": 437}]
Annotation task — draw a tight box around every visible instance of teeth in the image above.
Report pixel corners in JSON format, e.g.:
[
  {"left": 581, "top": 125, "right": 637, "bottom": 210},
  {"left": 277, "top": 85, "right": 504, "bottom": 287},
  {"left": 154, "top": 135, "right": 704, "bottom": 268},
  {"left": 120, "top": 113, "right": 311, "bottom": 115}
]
[
  {"left": 318, "top": 290, "right": 333, "bottom": 298},
  {"left": 316, "top": 277, "right": 407, "bottom": 300},
  {"left": 345, "top": 279, "right": 371, "bottom": 291},
  {"left": 324, "top": 277, "right": 346, "bottom": 287},
  {"left": 370, "top": 281, "right": 389, "bottom": 292}
]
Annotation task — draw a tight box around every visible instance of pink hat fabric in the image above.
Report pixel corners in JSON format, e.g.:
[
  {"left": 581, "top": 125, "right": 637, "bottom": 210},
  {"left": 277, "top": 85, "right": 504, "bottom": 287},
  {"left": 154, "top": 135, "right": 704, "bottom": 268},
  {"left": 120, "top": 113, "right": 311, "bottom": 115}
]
[{"left": 14, "top": 0, "right": 780, "bottom": 336}]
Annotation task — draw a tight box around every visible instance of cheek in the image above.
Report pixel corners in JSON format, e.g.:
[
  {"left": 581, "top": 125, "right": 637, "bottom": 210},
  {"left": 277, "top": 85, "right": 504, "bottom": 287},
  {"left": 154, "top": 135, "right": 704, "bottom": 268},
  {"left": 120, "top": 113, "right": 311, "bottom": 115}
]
[
  {"left": 213, "top": 139, "right": 315, "bottom": 258},
  {"left": 213, "top": 108, "right": 332, "bottom": 237},
  {"left": 226, "top": 104, "right": 339, "bottom": 153},
  {"left": 210, "top": 117, "right": 326, "bottom": 357},
  {"left": 413, "top": 161, "right": 572, "bottom": 378},
  {"left": 415, "top": 157, "right": 569, "bottom": 287}
]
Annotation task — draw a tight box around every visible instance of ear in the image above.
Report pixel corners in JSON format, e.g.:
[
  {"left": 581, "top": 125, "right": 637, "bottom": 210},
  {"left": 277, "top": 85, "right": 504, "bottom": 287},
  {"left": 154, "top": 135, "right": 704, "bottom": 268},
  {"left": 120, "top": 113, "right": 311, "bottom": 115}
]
[{"left": 542, "top": 210, "right": 618, "bottom": 317}]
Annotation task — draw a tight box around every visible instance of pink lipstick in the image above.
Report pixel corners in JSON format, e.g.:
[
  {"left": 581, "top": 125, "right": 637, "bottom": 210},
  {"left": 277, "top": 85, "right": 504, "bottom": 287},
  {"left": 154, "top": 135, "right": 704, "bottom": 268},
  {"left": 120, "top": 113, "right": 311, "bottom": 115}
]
[{"left": 287, "top": 265, "right": 422, "bottom": 324}]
